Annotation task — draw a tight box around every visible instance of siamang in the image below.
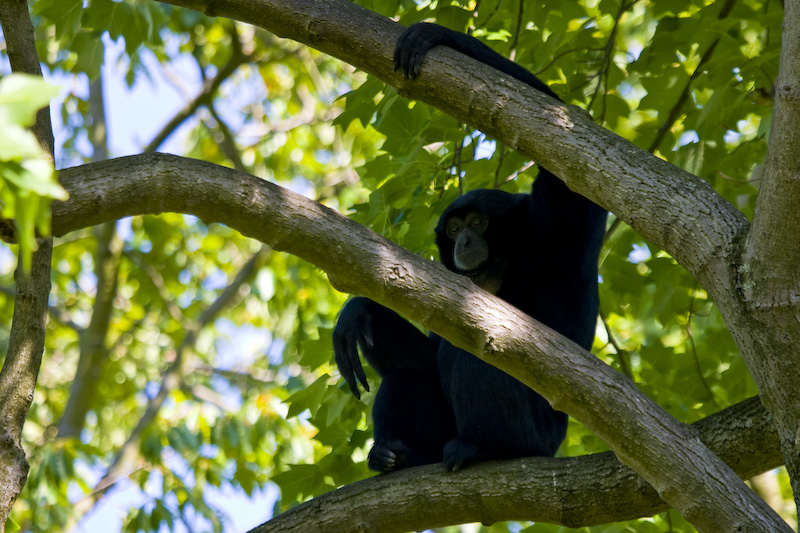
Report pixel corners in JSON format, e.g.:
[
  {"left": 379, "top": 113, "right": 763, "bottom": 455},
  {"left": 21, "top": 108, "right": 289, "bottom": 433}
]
[{"left": 333, "top": 22, "right": 608, "bottom": 473}]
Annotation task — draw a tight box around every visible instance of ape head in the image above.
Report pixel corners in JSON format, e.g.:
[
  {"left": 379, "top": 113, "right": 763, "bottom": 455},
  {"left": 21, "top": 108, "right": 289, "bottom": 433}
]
[{"left": 435, "top": 190, "right": 528, "bottom": 294}]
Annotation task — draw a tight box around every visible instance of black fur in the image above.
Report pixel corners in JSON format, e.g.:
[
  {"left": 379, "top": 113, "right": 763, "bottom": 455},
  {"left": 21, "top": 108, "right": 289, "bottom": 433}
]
[{"left": 333, "top": 23, "right": 607, "bottom": 472}]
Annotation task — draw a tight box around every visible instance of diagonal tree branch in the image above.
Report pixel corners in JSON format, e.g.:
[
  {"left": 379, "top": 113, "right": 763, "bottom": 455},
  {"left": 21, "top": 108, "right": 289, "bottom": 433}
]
[
  {"left": 50, "top": 153, "right": 788, "bottom": 531},
  {"left": 143, "top": 23, "right": 251, "bottom": 153},
  {"left": 253, "top": 396, "right": 781, "bottom": 533},
  {"left": 153, "top": 0, "right": 750, "bottom": 307},
  {"left": 647, "top": 0, "right": 737, "bottom": 153}
]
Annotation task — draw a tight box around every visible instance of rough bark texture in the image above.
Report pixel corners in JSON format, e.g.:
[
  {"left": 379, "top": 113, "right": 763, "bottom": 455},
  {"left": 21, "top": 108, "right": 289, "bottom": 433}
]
[
  {"left": 0, "top": 0, "right": 795, "bottom": 530},
  {"left": 147, "top": 1, "right": 800, "bottom": 529},
  {"left": 52, "top": 154, "right": 790, "bottom": 532},
  {"left": 153, "top": 0, "right": 749, "bottom": 306},
  {"left": 253, "top": 397, "right": 781, "bottom": 532},
  {"left": 739, "top": 1, "right": 800, "bottom": 517},
  {"left": 0, "top": 0, "right": 55, "bottom": 529}
]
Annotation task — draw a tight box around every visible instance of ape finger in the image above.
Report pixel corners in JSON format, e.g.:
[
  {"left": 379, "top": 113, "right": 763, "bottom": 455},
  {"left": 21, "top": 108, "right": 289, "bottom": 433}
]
[
  {"left": 353, "top": 334, "right": 370, "bottom": 393},
  {"left": 333, "top": 331, "right": 362, "bottom": 399},
  {"left": 394, "top": 25, "right": 426, "bottom": 79}
]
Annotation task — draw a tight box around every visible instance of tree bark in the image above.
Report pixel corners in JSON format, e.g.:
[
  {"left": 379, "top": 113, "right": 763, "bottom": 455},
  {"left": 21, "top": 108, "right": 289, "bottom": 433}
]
[
  {"left": 254, "top": 396, "right": 782, "bottom": 532},
  {"left": 51, "top": 153, "right": 790, "bottom": 532},
  {"left": 0, "top": 0, "right": 55, "bottom": 529},
  {"left": 153, "top": 0, "right": 748, "bottom": 305},
  {"left": 739, "top": 1, "right": 800, "bottom": 519},
  {"left": 148, "top": 0, "right": 800, "bottom": 528}
]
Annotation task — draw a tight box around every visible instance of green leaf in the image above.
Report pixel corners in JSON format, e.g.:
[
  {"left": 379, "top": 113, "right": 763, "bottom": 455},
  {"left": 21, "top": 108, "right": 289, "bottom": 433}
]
[
  {"left": 33, "top": 0, "right": 83, "bottom": 40},
  {"left": 299, "top": 332, "right": 333, "bottom": 370},
  {"left": 0, "top": 75, "right": 60, "bottom": 127},
  {"left": 272, "top": 464, "right": 324, "bottom": 503},
  {"left": 285, "top": 375, "right": 329, "bottom": 419},
  {"left": 72, "top": 33, "right": 105, "bottom": 80},
  {"left": 4, "top": 517, "right": 20, "bottom": 532}
]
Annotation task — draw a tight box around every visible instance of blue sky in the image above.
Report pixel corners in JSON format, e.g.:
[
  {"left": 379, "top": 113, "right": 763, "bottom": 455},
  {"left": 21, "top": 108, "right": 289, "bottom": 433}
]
[
  {"left": 0, "top": 32, "right": 280, "bottom": 532},
  {"left": 72, "top": 37, "right": 280, "bottom": 533}
]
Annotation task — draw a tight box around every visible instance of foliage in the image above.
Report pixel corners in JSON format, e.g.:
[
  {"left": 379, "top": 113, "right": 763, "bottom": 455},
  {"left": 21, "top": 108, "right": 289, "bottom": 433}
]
[
  {"left": 0, "top": 74, "right": 64, "bottom": 270},
  {"left": 0, "top": 0, "right": 794, "bottom": 531}
]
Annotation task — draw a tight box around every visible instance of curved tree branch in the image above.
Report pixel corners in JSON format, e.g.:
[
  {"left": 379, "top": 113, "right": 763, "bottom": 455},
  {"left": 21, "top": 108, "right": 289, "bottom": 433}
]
[
  {"left": 51, "top": 153, "right": 787, "bottom": 531},
  {"left": 154, "top": 0, "right": 749, "bottom": 319},
  {"left": 253, "top": 396, "right": 781, "bottom": 533}
]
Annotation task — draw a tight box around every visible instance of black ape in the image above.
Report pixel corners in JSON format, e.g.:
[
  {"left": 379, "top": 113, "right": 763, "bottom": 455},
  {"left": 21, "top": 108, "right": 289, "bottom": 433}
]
[
  {"left": 334, "top": 23, "right": 607, "bottom": 472},
  {"left": 334, "top": 297, "right": 456, "bottom": 471}
]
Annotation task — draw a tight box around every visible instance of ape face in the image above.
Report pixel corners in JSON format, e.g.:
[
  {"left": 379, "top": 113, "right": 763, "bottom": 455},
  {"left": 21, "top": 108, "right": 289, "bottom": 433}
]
[
  {"left": 445, "top": 212, "right": 490, "bottom": 273},
  {"left": 436, "top": 190, "right": 526, "bottom": 294}
]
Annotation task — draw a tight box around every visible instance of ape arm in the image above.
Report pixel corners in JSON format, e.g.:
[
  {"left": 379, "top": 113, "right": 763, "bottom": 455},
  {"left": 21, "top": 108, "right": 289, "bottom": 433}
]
[
  {"left": 394, "top": 22, "right": 561, "bottom": 101},
  {"left": 333, "top": 297, "right": 440, "bottom": 399},
  {"left": 393, "top": 23, "right": 607, "bottom": 261}
]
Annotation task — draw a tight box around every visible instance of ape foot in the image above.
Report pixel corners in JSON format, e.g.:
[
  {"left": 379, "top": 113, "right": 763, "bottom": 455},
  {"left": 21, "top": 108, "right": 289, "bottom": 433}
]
[
  {"left": 368, "top": 440, "right": 414, "bottom": 473},
  {"left": 443, "top": 438, "right": 483, "bottom": 472}
]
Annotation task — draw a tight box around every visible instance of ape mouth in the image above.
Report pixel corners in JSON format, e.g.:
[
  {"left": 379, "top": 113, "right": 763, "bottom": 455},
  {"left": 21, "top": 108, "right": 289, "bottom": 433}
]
[
  {"left": 458, "top": 266, "right": 483, "bottom": 277},
  {"left": 453, "top": 252, "right": 488, "bottom": 274}
]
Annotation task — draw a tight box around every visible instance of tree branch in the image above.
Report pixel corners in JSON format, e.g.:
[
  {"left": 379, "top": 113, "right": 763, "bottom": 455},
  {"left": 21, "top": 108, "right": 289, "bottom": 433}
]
[
  {"left": 746, "top": 4, "right": 800, "bottom": 284},
  {"left": 56, "top": 75, "right": 123, "bottom": 439},
  {"left": 50, "top": 153, "right": 788, "bottom": 531},
  {"left": 253, "top": 396, "right": 781, "bottom": 532},
  {"left": 646, "top": 0, "right": 736, "bottom": 153},
  {"left": 0, "top": 0, "right": 55, "bottom": 527},
  {"left": 56, "top": 221, "right": 123, "bottom": 438},
  {"left": 0, "top": 286, "right": 82, "bottom": 332},
  {"left": 143, "top": 23, "right": 251, "bottom": 154},
  {"left": 739, "top": 0, "right": 800, "bottom": 518},
  {"left": 153, "top": 0, "right": 749, "bottom": 311}
]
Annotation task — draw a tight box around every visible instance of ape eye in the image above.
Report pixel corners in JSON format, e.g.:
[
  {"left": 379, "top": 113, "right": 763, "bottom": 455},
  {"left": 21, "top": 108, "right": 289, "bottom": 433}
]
[
  {"left": 448, "top": 224, "right": 461, "bottom": 235},
  {"left": 471, "top": 217, "right": 486, "bottom": 228}
]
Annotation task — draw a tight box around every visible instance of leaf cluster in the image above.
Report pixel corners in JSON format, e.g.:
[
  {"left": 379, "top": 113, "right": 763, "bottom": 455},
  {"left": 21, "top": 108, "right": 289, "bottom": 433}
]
[{"left": 2, "top": 0, "right": 795, "bottom": 531}]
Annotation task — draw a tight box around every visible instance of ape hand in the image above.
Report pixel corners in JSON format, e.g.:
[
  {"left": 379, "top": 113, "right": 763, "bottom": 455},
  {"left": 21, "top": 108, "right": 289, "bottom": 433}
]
[
  {"left": 333, "top": 297, "right": 376, "bottom": 399},
  {"left": 394, "top": 22, "right": 452, "bottom": 80}
]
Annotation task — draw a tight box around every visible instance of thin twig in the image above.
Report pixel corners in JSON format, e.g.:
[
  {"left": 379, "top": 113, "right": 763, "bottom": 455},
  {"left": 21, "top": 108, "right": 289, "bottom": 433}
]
[{"left": 686, "top": 283, "right": 719, "bottom": 408}]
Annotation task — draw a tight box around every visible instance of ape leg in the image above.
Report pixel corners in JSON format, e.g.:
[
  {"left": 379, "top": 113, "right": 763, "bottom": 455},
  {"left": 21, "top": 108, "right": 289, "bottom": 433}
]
[
  {"left": 439, "top": 344, "right": 568, "bottom": 472},
  {"left": 370, "top": 369, "right": 456, "bottom": 473}
]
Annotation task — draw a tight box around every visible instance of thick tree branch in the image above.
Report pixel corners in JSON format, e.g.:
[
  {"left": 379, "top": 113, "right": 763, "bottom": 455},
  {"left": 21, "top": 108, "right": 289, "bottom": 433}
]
[
  {"left": 739, "top": 0, "right": 800, "bottom": 517},
  {"left": 153, "top": 0, "right": 749, "bottom": 317},
  {"left": 746, "top": 4, "right": 800, "bottom": 291},
  {"left": 0, "top": 0, "right": 55, "bottom": 528},
  {"left": 51, "top": 153, "right": 788, "bottom": 532},
  {"left": 254, "top": 396, "right": 781, "bottom": 532}
]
